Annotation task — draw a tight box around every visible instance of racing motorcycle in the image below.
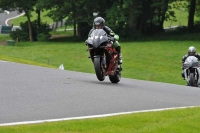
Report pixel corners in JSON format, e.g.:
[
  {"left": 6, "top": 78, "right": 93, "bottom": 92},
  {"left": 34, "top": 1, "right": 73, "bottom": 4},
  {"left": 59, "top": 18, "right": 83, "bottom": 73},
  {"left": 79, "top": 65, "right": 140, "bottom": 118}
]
[
  {"left": 183, "top": 56, "right": 200, "bottom": 87},
  {"left": 85, "top": 29, "right": 122, "bottom": 83}
]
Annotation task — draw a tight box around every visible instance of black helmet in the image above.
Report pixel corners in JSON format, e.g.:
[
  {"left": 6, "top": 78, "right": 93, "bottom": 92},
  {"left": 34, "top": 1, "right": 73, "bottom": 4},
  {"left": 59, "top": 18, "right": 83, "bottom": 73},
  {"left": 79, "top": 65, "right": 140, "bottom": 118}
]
[
  {"left": 93, "top": 17, "right": 105, "bottom": 29},
  {"left": 188, "top": 46, "right": 196, "bottom": 56}
]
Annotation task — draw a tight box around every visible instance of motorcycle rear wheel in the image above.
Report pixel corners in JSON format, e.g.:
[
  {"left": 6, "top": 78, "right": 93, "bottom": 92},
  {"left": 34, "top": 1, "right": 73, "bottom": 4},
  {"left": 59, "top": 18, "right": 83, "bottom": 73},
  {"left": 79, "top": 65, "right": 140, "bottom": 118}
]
[
  {"left": 109, "top": 71, "right": 121, "bottom": 83},
  {"left": 94, "top": 57, "right": 105, "bottom": 81}
]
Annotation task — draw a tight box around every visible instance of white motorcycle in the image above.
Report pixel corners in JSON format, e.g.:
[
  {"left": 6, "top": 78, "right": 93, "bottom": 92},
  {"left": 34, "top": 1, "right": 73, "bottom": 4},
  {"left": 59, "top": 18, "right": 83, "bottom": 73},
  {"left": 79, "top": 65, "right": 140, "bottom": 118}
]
[{"left": 183, "top": 56, "right": 200, "bottom": 87}]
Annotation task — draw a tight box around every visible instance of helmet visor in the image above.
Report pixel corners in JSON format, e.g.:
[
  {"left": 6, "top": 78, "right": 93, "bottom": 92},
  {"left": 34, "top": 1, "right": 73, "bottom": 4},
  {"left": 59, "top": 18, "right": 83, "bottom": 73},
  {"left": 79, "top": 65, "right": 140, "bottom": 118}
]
[
  {"left": 94, "top": 22, "right": 102, "bottom": 29},
  {"left": 189, "top": 52, "right": 195, "bottom": 56},
  {"left": 94, "top": 22, "right": 101, "bottom": 25}
]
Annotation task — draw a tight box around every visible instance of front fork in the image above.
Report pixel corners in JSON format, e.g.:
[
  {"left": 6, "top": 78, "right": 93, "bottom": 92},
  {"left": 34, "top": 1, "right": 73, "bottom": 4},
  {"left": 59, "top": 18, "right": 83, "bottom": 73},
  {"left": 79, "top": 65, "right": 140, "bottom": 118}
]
[
  {"left": 197, "top": 68, "right": 200, "bottom": 86},
  {"left": 184, "top": 69, "right": 189, "bottom": 83},
  {"left": 184, "top": 68, "right": 200, "bottom": 86}
]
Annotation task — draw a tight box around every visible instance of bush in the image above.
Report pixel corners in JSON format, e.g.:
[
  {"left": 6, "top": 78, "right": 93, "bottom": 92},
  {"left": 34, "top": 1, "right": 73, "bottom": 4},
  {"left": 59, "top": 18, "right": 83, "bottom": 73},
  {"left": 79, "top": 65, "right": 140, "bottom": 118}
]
[
  {"left": 37, "top": 33, "right": 51, "bottom": 41},
  {"left": 10, "top": 28, "right": 29, "bottom": 42},
  {"left": 10, "top": 20, "right": 51, "bottom": 42}
]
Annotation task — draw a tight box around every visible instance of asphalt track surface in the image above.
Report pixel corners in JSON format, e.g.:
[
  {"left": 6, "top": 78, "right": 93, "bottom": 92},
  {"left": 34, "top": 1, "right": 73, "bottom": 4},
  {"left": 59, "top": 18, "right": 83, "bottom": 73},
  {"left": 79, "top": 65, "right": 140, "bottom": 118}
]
[
  {"left": 1, "top": 61, "right": 200, "bottom": 125},
  {"left": 0, "top": 11, "right": 23, "bottom": 26}
]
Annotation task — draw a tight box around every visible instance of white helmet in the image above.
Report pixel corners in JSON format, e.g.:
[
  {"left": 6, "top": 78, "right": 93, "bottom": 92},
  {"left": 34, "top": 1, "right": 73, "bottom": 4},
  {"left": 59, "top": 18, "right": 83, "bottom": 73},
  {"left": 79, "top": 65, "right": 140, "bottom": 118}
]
[{"left": 188, "top": 46, "right": 196, "bottom": 56}]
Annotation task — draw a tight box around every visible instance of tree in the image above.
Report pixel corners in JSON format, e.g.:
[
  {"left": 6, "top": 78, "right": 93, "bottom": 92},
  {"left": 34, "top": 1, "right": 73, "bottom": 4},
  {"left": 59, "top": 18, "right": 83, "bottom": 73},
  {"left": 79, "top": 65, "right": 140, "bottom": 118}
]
[
  {"left": 188, "top": 0, "right": 196, "bottom": 31},
  {"left": 107, "top": 0, "right": 173, "bottom": 37},
  {"left": 37, "top": 0, "right": 115, "bottom": 39},
  {"left": 0, "top": 0, "right": 37, "bottom": 41}
]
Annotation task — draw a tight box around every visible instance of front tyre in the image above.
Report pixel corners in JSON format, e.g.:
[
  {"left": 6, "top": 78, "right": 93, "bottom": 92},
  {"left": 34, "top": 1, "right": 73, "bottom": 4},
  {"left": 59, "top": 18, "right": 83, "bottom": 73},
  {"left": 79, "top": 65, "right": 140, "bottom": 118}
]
[
  {"left": 94, "top": 57, "right": 105, "bottom": 81},
  {"left": 189, "top": 73, "right": 195, "bottom": 86}
]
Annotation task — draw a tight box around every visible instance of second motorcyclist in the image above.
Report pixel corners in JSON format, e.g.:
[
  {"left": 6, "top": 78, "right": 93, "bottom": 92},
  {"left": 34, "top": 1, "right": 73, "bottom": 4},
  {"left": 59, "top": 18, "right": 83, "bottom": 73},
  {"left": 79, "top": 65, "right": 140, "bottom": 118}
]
[{"left": 181, "top": 46, "right": 200, "bottom": 79}]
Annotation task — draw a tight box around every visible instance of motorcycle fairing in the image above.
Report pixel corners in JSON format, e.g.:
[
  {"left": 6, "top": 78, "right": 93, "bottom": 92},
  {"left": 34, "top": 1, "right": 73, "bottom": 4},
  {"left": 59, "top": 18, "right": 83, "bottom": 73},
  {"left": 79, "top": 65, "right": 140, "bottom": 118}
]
[
  {"left": 183, "top": 56, "right": 200, "bottom": 86},
  {"left": 183, "top": 56, "right": 199, "bottom": 68},
  {"left": 86, "top": 29, "right": 108, "bottom": 48}
]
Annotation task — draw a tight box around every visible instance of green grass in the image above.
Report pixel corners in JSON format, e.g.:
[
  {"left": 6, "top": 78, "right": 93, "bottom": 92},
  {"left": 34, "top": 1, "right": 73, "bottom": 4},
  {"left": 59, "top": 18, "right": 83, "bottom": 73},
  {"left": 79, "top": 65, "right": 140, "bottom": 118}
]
[
  {"left": 0, "top": 107, "right": 200, "bottom": 133},
  {"left": 0, "top": 34, "right": 12, "bottom": 40}
]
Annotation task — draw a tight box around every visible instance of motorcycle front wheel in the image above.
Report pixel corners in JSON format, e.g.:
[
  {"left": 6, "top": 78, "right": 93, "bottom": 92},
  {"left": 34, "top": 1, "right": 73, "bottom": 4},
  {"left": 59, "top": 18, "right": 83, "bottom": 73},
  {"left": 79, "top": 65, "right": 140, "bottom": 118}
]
[
  {"left": 94, "top": 57, "right": 105, "bottom": 81},
  {"left": 189, "top": 73, "right": 195, "bottom": 86}
]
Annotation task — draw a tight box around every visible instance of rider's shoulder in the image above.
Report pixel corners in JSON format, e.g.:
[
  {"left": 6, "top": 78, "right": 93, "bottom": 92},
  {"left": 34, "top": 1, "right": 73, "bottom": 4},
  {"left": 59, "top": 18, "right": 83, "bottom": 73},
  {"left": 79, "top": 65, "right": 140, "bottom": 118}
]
[
  {"left": 182, "top": 54, "right": 188, "bottom": 58},
  {"left": 89, "top": 28, "right": 95, "bottom": 34},
  {"left": 90, "top": 28, "right": 95, "bottom": 31},
  {"left": 104, "top": 25, "right": 110, "bottom": 29},
  {"left": 195, "top": 53, "right": 200, "bottom": 58},
  {"left": 104, "top": 26, "right": 112, "bottom": 31}
]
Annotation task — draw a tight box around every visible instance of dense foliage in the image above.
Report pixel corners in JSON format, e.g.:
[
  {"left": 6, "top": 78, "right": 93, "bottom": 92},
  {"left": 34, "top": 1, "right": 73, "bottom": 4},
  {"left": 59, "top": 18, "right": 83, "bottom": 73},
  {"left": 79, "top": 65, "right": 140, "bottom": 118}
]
[
  {"left": 10, "top": 20, "right": 51, "bottom": 42},
  {"left": 0, "top": 0, "right": 200, "bottom": 41}
]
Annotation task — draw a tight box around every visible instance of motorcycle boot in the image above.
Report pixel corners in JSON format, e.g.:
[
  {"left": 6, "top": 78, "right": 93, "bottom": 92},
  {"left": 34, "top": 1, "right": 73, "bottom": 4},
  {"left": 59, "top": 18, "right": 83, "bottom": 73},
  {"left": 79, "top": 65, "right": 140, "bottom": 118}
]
[
  {"left": 115, "top": 46, "right": 122, "bottom": 71},
  {"left": 115, "top": 46, "right": 122, "bottom": 64}
]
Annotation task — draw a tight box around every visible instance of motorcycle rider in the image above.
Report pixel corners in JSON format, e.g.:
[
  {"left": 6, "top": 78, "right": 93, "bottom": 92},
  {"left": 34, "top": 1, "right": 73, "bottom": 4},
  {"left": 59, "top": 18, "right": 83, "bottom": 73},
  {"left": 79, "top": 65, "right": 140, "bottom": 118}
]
[
  {"left": 181, "top": 46, "right": 200, "bottom": 79},
  {"left": 88, "top": 17, "right": 123, "bottom": 65}
]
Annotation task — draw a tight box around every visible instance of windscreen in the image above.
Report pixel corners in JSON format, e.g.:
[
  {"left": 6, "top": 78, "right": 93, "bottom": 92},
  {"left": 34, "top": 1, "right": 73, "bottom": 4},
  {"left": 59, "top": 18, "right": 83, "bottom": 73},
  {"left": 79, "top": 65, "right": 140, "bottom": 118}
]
[
  {"left": 86, "top": 29, "right": 108, "bottom": 48},
  {"left": 184, "top": 56, "right": 199, "bottom": 68}
]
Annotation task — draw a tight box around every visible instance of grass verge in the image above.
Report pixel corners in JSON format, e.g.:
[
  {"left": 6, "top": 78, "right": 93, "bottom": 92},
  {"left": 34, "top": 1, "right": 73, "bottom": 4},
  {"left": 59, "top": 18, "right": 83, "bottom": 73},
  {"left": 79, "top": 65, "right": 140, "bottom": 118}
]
[{"left": 0, "top": 107, "right": 200, "bottom": 133}]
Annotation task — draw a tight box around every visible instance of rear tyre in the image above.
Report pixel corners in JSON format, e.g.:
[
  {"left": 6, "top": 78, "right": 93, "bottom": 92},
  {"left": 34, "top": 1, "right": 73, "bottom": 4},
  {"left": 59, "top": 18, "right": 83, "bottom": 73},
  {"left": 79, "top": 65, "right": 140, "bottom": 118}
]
[
  {"left": 94, "top": 57, "right": 105, "bottom": 81},
  {"left": 109, "top": 71, "right": 121, "bottom": 83}
]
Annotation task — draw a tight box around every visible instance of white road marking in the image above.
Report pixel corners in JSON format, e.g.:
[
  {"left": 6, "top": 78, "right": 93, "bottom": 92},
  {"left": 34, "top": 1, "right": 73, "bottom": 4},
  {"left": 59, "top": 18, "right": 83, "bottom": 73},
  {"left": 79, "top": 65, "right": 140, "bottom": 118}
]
[
  {"left": 5, "top": 13, "right": 25, "bottom": 26},
  {"left": 0, "top": 106, "right": 197, "bottom": 126},
  {"left": 0, "top": 60, "right": 7, "bottom": 62}
]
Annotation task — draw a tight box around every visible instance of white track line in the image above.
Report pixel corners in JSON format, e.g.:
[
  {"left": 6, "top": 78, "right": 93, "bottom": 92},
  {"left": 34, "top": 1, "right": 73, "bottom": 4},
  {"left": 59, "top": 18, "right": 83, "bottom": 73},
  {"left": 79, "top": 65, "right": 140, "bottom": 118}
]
[
  {"left": 0, "top": 60, "right": 7, "bottom": 62},
  {"left": 0, "top": 106, "right": 197, "bottom": 126},
  {"left": 5, "top": 12, "right": 25, "bottom": 26}
]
